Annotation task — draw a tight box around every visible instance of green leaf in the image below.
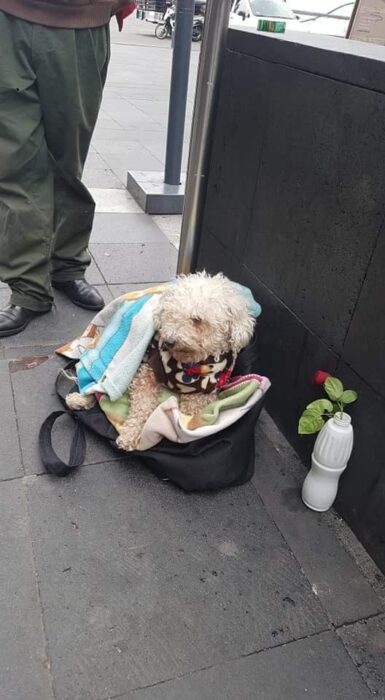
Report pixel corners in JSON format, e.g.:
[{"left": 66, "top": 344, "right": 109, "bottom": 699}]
[
  {"left": 306, "top": 399, "right": 334, "bottom": 414},
  {"left": 324, "top": 377, "right": 344, "bottom": 401},
  {"left": 341, "top": 390, "right": 358, "bottom": 405},
  {"left": 298, "top": 411, "right": 325, "bottom": 435}
]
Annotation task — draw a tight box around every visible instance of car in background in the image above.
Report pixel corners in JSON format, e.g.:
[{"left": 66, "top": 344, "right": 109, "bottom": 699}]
[
  {"left": 289, "top": 1, "right": 354, "bottom": 37},
  {"left": 230, "top": 0, "right": 308, "bottom": 33},
  {"left": 137, "top": 0, "right": 205, "bottom": 24}
]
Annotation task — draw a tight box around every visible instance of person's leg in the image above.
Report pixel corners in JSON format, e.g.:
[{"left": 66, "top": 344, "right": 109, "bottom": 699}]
[
  {"left": 35, "top": 23, "right": 110, "bottom": 304},
  {"left": 0, "top": 11, "right": 54, "bottom": 318}
]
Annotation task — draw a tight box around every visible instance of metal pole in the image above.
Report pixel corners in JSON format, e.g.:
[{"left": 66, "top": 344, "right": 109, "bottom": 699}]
[
  {"left": 164, "top": 0, "right": 195, "bottom": 186},
  {"left": 177, "top": 0, "right": 232, "bottom": 274}
]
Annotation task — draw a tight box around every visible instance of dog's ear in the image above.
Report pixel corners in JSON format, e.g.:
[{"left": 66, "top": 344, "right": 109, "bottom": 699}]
[{"left": 227, "top": 299, "right": 255, "bottom": 355}]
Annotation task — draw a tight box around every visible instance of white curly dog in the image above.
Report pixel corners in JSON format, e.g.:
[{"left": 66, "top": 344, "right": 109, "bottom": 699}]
[{"left": 66, "top": 272, "right": 256, "bottom": 451}]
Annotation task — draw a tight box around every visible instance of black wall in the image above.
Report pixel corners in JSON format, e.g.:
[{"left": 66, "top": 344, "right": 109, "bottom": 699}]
[{"left": 197, "top": 29, "right": 385, "bottom": 571}]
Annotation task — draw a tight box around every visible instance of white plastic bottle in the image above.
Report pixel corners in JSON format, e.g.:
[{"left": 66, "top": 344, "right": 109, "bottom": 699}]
[{"left": 302, "top": 413, "right": 354, "bottom": 512}]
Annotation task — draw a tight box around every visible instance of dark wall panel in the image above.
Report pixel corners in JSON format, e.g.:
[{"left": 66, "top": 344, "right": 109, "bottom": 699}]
[
  {"left": 197, "top": 30, "right": 385, "bottom": 571},
  {"left": 343, "top": 231, "right": 385, "bottom": 399}
]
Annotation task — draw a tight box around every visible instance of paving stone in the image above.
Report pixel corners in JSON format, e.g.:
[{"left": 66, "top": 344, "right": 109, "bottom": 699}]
[
  {"left": 108, "top": 282, "right": 161, "bottom": 298},
  {"left": 0, "top": 360, "right": 23, "bottom": 480},
  {"left": 0, "top": 286, "right": 111, "bottom": 354},
  {"left": 337, "top": 614, "right": 385, "bottom": 699},
  {"left": 253, "top": 414, "right": 382, "bottom": 626},
  {"left": 26, "top": 464, "right": 328, "bottom": 700},
  {"left": 0, "top": 480, "right": 54, "bottom": 700},
  {"left": 89, "top": 187, "right": 143, "bottom": 214},
  {"left": 91, "top": 213, "right": 169, "bottom": 244},
  {"left": 151, "top": 214, "right": 182, "bottom": 242},
  {"left": 93, "top": 138, "right": 164, "bottom": 155},
  {"left": 11, "top": 355, "right": 120, "bottom": 475},
  {"left": 3, "top": 343, "right": 64, "bottom": 360},
  {"left": 84, "top": 151, "right": 108, "bottom": 170},
  {"left": 91, "top": 242, "right": 177, "bottom": 284},
  {"left": 86, "top": 257, "right": 106, "bottom": 285},
  {"left": 117, "top": 631, "right": 372, "bottom": 700},
  {"left": 83, "top": 167, "right": 124, "bottom": 190},
  {"left": 102, "top": 151, "right": 164, "bottom": 184}
]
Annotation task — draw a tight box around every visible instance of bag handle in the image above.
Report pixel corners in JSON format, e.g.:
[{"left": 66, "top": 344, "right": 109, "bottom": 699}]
[{"left": 39, "top": 410, "right": 86, "bottom": 477}]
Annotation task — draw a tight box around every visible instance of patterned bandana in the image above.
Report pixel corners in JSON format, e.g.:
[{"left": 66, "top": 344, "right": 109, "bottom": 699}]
[{"left": 146, "top": 336, "right": 235, "bottom": 394}]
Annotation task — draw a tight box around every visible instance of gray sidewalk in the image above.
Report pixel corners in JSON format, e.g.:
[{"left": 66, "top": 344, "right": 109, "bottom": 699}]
[{"left": 1, "top": 18, "right": 385, "bottom": 700}]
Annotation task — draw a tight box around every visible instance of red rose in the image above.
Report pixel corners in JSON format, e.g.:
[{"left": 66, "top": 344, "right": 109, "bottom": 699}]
[{"left": 313, "top": 370, "right": 331, "bottom": 386}]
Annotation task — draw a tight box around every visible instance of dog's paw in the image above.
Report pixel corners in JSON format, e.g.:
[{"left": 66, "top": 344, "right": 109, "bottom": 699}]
[
  {"left": 65, "top": 392, "right": 96, "bottom": 411},
  {"left": 116, "top": 434, "right": 137, "bottom": 452}
]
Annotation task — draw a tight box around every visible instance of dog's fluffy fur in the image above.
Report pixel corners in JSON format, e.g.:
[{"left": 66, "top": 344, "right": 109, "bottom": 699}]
[{"left": 66, "top": 272, "right": 255, "bottom": 451}]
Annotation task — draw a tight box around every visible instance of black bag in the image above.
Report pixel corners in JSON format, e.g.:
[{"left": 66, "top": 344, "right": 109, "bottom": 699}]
[{"left": 39, "top": 333, "right": 265, "bottom": 492}]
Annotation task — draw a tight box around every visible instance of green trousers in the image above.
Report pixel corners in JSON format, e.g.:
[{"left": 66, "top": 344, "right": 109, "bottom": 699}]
[{"left": 0, "top": 11, "right": 110, "bottom": 312}]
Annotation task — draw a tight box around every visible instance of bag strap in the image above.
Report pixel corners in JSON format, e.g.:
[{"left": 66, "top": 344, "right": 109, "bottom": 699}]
[{"left": 39, "top": 409, "right": 86, "bottom": 477}]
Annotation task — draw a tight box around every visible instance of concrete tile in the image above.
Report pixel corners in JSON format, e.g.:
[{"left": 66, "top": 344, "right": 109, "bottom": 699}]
[
  {"left": 3, "top": 343, "right": 62, "bottom": 359},
  {"left": 0, "top": 287, "right": 10, "bottom": 304},
  {"left": 89, "top": 187, "right": 143, "bottom": 213},
  {"left": 86, "top": 257, "right": 106, "bottom": 285},
  {"left": 83, "top": 167, "right": 125, "bottom": 190},
  {"left": 253, "top": 414, "right": 382, "bottom": 626},
  {"left": 118, "top": 632, "right": 372, "bottom": 700},
  {"left": 102, "top": 114, "right": 164, "bottom": 133},
  {"left": 108, "top": 282, "right": 161, "bottom": 299},
  {"left": 0, "top": 480, "right": 54, "bottom": 700},
  {"left": 90, "top": 213, "right": 169, "bottom": 244},
  {"left": 102, "top": 151, "right": 164, "bottom": 184},
  {"left": 11, "top": 356, "right": 120, "bottom": 476},
  {"left": 91, "top": 128, "right": 132, "bottom": 144},
  {"left": 84, "top": 151, "right": 107, "bottom": 170},
  {"left": 0, "top": 360, "right": 23, "bottom": 480},
  {"left": 93, "top": 113, "right": 122, "bottom": 130},
  {"left": 91, "top": 242, "right": 177, "bottom": 284},
  {"left": 0, "top": 286, "right": 111, "bottom": 353},
  {"left": 26, "top": 464, "right": 328, "bottom": 700},
  {"left": 93, "top": 139, "right": 162, "bottom": 155},
  {"left": 151, "top": 214, "right": 182, "bottom": 243},
  {"left": 337, "top": 614, "right": 385, "bottom": 698},
  {"left": 100, "top": 100, "right": 161, "bottom": 123}
]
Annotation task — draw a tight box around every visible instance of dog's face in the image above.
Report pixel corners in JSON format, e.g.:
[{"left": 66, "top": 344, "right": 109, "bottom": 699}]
[{"left": 153, "top": 272, "right": 255, "bottom": 364}]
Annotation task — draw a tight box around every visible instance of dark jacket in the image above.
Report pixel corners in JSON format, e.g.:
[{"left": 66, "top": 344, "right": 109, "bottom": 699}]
[{"left": 0, "top": 0, "right": 130, "bottom": 28}]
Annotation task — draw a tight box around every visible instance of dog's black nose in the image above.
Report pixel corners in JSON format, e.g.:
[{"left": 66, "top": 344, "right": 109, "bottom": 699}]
[{"left": 162, "top": 340, "right": 175, "bottom": 350}]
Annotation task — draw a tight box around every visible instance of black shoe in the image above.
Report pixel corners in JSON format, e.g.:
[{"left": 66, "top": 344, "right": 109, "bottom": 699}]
[
  {"left": 0, "top": 304, "right": 48, "bottom": 338},
  {"left": 52, "top": 279, "right": 105, "bottom": 311}
]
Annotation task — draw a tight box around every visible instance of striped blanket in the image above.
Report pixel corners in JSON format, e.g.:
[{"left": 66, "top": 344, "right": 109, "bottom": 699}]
[
  {"left": 98, "top": 374, "right": 271, "bottom": 451},
  {"left": 56, "top": 286, "right": 166, "bottom": 401}
]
